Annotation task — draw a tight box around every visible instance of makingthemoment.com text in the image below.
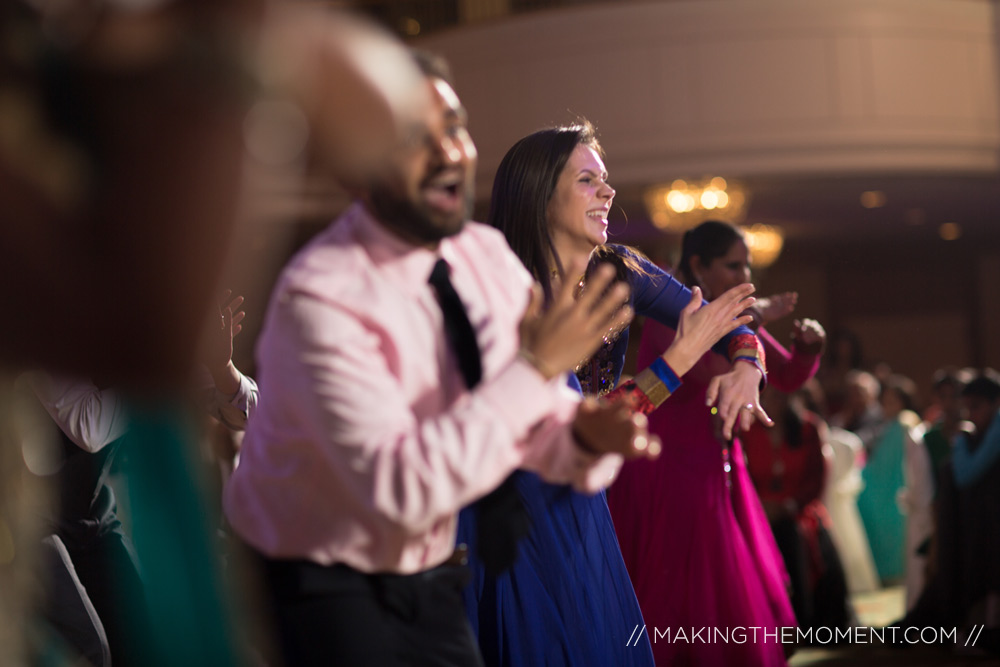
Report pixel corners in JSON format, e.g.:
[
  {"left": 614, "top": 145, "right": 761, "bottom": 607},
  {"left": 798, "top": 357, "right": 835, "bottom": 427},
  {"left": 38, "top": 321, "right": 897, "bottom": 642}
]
[{"left": 626, "top": 625, "right": 969, "bottom": 647}]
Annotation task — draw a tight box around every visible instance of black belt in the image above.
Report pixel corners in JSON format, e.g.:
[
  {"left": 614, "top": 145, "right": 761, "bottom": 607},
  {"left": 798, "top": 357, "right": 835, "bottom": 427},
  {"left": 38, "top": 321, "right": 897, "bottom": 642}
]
[{"left": 260, "top": 544, "right": 470, "bottom": 598}]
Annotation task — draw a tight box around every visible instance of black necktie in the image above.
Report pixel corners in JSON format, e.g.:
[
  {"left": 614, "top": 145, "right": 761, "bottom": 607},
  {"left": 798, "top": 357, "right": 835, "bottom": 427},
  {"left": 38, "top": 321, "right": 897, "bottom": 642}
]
[{"left": 428, "top": 258, "right": 529, "bottom": 574}]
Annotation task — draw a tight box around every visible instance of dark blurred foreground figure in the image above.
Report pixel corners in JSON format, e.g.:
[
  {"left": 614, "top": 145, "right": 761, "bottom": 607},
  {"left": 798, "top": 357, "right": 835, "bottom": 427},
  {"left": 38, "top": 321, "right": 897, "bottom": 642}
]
[
  {"left": 23, "top": 291, "right": 258, "bottom": 667},
  {"left": 0, "top": 0, "right": 428, "bottom": 388},
  {"left": 897, "top": 370, "right": 1000, "bottom": 655},
  {"left": 0, "top": 0, "right": 258, "bottom": 386},
  {"left": 0, "top": 2, "right": 431, "bottom": 664}
]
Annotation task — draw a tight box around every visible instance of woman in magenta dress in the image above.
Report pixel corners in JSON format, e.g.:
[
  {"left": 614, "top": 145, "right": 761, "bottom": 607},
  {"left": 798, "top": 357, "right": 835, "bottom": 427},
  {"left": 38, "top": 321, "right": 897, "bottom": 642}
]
[{"left": 609, "top": 221, "right": 823, "bottom": 666}]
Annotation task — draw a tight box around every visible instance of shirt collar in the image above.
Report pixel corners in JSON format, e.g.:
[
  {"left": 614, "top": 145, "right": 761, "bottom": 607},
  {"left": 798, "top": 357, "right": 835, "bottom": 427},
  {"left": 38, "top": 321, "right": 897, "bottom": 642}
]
[{"left": 348, "top": 202, "right": 462, "bottom": 294}]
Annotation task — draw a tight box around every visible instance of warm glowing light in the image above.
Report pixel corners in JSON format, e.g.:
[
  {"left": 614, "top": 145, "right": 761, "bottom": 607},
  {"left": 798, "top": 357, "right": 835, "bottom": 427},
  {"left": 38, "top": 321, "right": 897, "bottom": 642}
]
[
  {"left": 860, "top": 190, "right": 887, "bottom": 209},
  {"left": 645, "top": 176, "right": 750, "bottom": 232},
  {"left": 939, "top": 222, "right": 961, "bottom": 240},
  {"left": 666, "top": 190, "right": 687, "bottom": 213},
  {"left": 743, "top": 224, "right": 785, "bottom": 268}
]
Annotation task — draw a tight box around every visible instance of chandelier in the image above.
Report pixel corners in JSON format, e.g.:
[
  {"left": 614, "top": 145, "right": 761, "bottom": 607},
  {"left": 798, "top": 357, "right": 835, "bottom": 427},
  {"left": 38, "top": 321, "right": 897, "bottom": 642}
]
[
  {"left": 644, "top": 177, "right": 750, "bottom": 232},
  {"left": 743, "top": 223, "right": 785, "bottom": 269}
]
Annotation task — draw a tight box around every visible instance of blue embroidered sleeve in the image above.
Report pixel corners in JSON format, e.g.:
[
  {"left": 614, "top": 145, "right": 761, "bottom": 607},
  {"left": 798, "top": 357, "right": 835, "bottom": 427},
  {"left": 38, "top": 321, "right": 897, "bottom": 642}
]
[{"left": 616, "top": 245, "right": 756, "bottom": 360}]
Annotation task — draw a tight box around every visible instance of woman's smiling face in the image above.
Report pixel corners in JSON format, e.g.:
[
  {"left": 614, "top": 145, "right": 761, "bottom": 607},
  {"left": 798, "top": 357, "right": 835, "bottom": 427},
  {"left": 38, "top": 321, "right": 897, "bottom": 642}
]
[{"left": 547, "top": 143, "right": 616, "bottom": 258}]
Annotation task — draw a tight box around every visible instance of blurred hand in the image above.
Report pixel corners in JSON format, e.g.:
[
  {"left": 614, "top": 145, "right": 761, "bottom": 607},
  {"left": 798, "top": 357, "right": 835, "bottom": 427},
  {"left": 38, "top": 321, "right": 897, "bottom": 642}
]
[
  {"left": 519, "top": 261, "right": 632, "bottom": 379},
  {"left": 572, "top": 397, "right": 661, "bottom": 460},
  {"left": 706, "top": 360, "right": 773, "bottom": 440},
  {"left": 754, "top": 291, "right": 797, "bottom": 325},
  {"left": 662, "top": 283, "right": 756, "bottom": 377},
  {"left": 201, "top": 289, "right": 245, "bottom": 374},
  {"left": 791, "top": 318, "right": 826, "bottom": 355}
]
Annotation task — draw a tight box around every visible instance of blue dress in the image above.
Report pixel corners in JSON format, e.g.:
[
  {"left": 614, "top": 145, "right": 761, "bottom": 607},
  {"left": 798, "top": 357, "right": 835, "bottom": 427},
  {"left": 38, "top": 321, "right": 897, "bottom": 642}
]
[{"left": 457, "top": 247, "right": 752, "bottom": 666}]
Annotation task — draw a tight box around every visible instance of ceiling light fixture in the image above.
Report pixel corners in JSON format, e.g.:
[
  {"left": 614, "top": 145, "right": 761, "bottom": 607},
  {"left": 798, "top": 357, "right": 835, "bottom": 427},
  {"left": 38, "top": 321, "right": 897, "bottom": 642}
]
[{"left": 644, "top": 176, "right": 750, "bottom": 232}]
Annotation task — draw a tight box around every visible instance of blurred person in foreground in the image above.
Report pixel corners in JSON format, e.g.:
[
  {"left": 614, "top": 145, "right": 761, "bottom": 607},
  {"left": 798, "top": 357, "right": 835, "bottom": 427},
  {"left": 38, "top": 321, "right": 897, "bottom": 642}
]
[
  {"left": 0, "top": 1, "right": 429, "bottom": 387},
  {"left": 22, "top": 291, "right": 258, "bottom": 666},
  {"left": 0, "top": 2, "right": 433, "bottom": 664},
  {"left": 223, "top": 51, "right": 658, "bottom": 667}
]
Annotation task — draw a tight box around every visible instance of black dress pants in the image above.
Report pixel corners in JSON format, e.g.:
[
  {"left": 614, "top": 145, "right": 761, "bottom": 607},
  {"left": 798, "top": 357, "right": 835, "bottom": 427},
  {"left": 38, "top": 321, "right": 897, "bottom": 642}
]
[{"left": 258, "top": 554, "right": 485, "bottom": 667}]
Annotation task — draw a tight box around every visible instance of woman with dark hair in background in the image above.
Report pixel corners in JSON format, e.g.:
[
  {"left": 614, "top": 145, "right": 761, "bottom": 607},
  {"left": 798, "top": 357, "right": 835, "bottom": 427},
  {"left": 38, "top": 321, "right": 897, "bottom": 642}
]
[
  {"left": 611, "top": 220, "right": 826, "bottom": 666},
  {"left": 456, "top": 124, "right": 767, "bottom": 666}
]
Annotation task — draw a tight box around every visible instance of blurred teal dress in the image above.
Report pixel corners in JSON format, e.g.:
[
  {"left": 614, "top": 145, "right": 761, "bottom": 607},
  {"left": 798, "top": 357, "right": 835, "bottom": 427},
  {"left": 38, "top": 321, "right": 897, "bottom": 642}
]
[{"left": 856, "top": 418, "right": 907, "bottom": 583}]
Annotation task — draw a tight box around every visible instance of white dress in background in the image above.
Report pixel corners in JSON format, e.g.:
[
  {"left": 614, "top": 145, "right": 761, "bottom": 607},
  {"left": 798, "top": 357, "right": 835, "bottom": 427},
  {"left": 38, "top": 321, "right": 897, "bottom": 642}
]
[
  {"left": 898, "top": 422, "right": 934, "bottom": 610},
  {"left": 824, "top": 426, "right": 881, "bottom": 594}
]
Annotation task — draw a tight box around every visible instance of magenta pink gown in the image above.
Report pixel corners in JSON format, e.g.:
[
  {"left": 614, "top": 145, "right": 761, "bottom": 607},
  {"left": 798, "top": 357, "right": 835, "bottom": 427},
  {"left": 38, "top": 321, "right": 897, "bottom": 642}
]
[{"left": 608, "top": 322, "right": 813, "bottom": 666}]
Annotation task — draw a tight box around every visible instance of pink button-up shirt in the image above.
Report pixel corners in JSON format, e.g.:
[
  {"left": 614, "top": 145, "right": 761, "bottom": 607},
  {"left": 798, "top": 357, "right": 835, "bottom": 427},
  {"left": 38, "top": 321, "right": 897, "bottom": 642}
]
[{"left": 224, "top": 204, "right": 620, "bottom": 574}]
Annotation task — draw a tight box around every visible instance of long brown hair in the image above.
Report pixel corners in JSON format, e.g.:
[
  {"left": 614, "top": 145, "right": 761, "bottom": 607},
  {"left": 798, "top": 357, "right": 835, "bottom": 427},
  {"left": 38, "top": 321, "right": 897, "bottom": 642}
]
[{"left": 488, "top": 121, "right": 648, "bottom": 302}]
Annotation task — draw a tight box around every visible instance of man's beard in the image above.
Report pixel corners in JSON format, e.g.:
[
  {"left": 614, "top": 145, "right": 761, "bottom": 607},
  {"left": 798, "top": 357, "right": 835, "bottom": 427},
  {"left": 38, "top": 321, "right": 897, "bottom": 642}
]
[{"left": 367, "top": 180, "right": 472, "bottom": 245}]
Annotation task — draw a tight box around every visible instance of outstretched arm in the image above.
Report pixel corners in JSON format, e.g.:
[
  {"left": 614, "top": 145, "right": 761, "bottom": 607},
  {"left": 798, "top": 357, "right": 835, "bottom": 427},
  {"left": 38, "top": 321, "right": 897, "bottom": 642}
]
[
  {"left": 621, "top": 251, "right": 769, "bottom": 437},
  {"left": 758, "top": 319, "right": 825, "bottom": 393},
  {"left": 605, "top": 283, "right": 755, "bottom": 414},
  {"left": 198, "top": 290, "right": 259, "bottom": 430},
  {"left": 604, "top": 248, "right": 772, "bottom": 437}
]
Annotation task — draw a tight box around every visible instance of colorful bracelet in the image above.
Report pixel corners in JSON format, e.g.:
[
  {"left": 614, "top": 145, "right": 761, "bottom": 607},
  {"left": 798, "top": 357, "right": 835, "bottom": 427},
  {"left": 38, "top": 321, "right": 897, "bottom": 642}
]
[
  {"left": 649, "top": 357, "right": 682, "bottom": 393},
  {"left": 727, "top": 333, "right": 759, "bottom": 360},
  {"left": 728, "top": 334, "right": 767, "bottom": 376},
  {"left": 605, "top": 379, "right": 657, "bottom": 415},
  {"left": 630, "top": 358, "right": 682, "bottom": 411}
]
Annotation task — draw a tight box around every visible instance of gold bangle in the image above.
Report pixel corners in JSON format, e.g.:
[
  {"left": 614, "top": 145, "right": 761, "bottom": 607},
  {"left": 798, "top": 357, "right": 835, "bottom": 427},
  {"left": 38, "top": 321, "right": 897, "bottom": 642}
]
[{"left": 634, "top": 367, "right": 672, "bottom": 408}]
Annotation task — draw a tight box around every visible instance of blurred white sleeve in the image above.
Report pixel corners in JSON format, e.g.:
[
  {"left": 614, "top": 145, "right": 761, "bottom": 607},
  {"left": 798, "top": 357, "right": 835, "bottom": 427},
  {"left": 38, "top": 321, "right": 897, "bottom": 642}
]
[
  {"left": 195, "top": 366, "right": 259, "bottom": 431},
  {"left": 25, "top": 372, "right": 127, "bottom": 452}
]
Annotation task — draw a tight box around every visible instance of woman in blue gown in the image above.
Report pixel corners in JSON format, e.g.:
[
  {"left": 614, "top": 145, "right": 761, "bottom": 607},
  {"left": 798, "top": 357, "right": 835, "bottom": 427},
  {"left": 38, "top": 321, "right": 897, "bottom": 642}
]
[{"left": 456, "top": 122, "right": 768, "bottom": 666}]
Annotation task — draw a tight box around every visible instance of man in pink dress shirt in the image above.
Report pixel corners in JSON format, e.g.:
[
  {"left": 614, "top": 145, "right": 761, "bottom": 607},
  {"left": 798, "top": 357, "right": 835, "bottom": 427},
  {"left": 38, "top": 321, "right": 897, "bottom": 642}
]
[{"left": 223, "top": 52, "right": 655, "bottom": 666}]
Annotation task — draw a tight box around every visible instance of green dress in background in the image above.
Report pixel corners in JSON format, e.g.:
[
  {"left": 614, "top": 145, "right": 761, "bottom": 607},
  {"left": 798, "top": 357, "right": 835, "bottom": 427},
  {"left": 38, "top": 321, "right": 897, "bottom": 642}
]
[{"left": 857, "top": 418, "right": 908, "bottom": 584}]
